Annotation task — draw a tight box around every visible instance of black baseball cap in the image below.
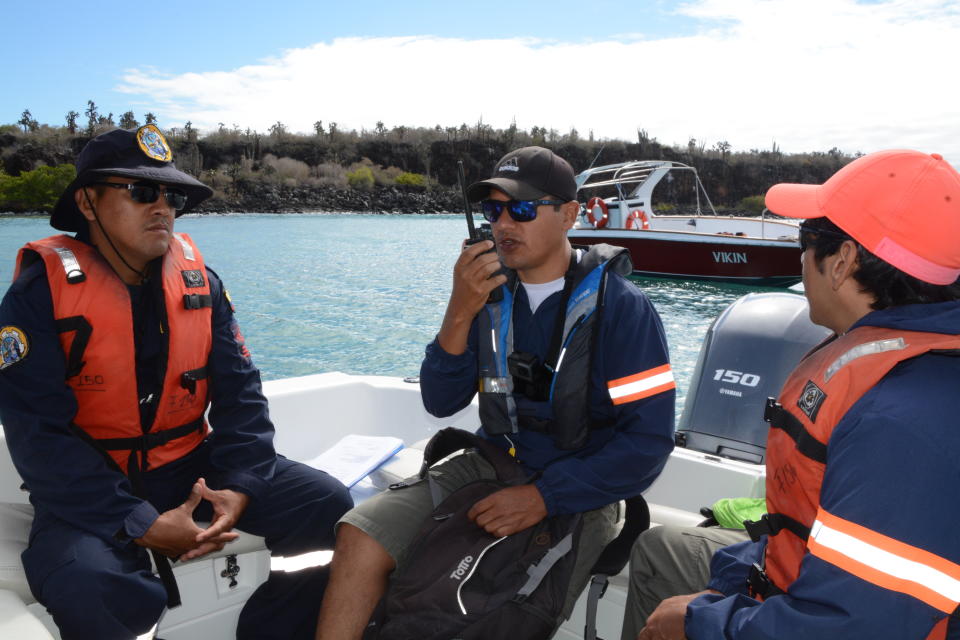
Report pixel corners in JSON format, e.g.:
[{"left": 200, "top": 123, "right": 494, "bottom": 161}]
[
  {"left": 467, "top": 146, "right": 577, "bottom": 203},
  {"left": 51, "top": 125, "right": 213, "bottom": 232}
]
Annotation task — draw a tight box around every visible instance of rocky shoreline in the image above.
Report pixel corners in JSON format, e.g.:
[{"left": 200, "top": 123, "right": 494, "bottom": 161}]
[
  {"left": 0, "top": 184, "right": 464, "bottom": 217},
  {"left": 196, "top": 184, "right": 463, "bottom": 215}
]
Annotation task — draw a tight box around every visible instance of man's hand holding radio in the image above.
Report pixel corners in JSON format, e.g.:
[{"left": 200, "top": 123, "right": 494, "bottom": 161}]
[{"left": 438, "top": 239, "right": 506, "bottom": 355}]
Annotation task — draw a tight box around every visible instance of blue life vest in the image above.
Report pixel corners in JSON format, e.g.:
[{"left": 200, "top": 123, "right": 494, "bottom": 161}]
[{"left": 477, "top": 244, "right": 632, "bottom": 450}]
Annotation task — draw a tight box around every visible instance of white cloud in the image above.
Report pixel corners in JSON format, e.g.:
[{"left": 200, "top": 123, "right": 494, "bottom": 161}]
[{"left": 117, "top": 0, "right": 960, "bottom": 166}]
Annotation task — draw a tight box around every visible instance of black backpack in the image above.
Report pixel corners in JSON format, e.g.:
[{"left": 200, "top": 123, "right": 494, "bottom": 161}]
[{"left": 363, "top": 427, "right": 583, "bottom": 640}]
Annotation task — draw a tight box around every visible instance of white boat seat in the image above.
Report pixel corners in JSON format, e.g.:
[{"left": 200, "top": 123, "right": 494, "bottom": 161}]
[
  {"left": 0, "top": 501, "right": 266, "bottom": 607},
  {"left": 0, "top": 503, "right": 33, "bottom": 604},
  {"left": 0, "top": 434, "right": 425, "bottom": 616},
  {"left": 0, "top": 589, "right": 54, "bottom": 640}
]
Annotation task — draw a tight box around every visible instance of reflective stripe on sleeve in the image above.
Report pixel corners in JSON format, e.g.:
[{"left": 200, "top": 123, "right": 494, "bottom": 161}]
[
  {"left": 808, "top": 507, "right": 960, "bottom": 614},
  {"left": 607, "top": 363, "right": 676, "bottom": 405}
]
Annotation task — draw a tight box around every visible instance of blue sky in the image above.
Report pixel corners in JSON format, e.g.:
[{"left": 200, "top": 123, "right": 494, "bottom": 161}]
[
  {"left": 3, "top": 0, "right": 695, "bottom": 127},
  {"left": 4, "top": 0, "right": 960, "bottom": 164}
]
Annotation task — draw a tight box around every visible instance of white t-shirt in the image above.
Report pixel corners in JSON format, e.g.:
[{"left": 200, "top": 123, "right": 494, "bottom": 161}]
[
  {"left": 520, "top": 249, "right": 583, "bottom": 314},
  {"left": 521, "top": 277, "right": 565, "bottom": 314}
]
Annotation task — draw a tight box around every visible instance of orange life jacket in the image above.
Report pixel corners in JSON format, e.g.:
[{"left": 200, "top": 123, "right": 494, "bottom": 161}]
[
  {"left": 750, "top": 325, "right": 960, "bottom": 602},
  {"left": 15, "top": 233, "right": 213, "bottom": 474}
]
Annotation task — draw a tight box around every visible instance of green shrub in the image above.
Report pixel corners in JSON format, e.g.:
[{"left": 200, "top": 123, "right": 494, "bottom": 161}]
[
  {"left": 0, "top": 164, "right": 76, "bottom": 211},
  {"left": 346, "top": 165, "right": 375, "bottom": 190},
  {"left": 738, "top": 195, "right": 766, "bottom": 214},
  {"left": 395, "top": 172, "right": 426, "bottom": 187}
]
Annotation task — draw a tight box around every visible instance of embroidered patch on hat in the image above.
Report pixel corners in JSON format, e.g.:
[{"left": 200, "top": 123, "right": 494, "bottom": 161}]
[
  {"left": 797, "top": 380, "right": 827, "bottom": 422},
  {"left": 181, "top": 269, "right": 206, "bottom": 288},
  {"left": 0, "top": 326, "right": 29, "bottom": 371},
  {"left": 136, "top": 124, "right": 172, "bottom": 162},
  {"left": 499, "top": 157, "right": 519, "bottom": 173}
]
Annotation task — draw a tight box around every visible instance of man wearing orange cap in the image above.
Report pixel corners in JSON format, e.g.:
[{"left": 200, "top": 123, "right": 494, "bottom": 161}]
[{"left": 633, "top": 150, "right": 960, "bottom": 639}]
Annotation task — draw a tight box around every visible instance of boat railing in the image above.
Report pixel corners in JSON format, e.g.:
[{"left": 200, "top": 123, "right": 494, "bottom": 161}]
[{"left": 576, "top": 160, "right": 719, "bottom": 218}]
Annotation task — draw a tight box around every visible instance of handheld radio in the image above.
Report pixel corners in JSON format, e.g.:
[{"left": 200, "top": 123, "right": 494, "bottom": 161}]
[{"left": 458, "top": 160, "right": 503, "bottom": 303}]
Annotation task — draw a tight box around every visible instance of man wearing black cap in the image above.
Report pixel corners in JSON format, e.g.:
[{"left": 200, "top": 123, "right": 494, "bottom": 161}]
[
  {"left": 0, "top": 125, "right": 352, "bottom": 639},
  {"left": 316, "top": 147, "right": 675, "bottom": 639}
]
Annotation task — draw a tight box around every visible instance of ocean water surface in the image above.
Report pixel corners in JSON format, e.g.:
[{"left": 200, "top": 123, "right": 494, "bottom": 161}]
[{"left": 0, "top": 213, "right": 794, "bottom": 412}]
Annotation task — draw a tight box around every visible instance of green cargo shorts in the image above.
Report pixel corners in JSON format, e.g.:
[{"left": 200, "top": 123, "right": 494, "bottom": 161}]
[{"left": 338, "top": 450, "right": 620, "bottom": 617}]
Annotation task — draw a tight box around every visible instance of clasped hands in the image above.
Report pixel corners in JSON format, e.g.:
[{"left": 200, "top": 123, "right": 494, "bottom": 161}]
[{"left": 135, "top": 477, "right": 250, "bottom": 561}]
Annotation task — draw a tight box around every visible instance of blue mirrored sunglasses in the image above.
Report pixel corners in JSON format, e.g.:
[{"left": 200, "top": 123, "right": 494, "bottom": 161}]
[
  {"left": 479, "top": 199, "right": 566, "bottom": 223},
  {"left": 91, "top": 181, "right": 188, "bottom": 211}
]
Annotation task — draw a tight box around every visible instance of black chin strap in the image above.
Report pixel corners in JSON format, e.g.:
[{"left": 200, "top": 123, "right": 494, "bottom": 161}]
[{"left": 81, "top": 187, "right": 147, "bottom": 282}]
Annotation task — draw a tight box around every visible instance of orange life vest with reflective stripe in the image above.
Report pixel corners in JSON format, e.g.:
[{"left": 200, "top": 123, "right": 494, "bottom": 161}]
[
  {"left": 15, "top": 233, "right": 212, "bottom": 474},
  {"left": 760, "top": 325, "right": 960, "bottom": 598}
]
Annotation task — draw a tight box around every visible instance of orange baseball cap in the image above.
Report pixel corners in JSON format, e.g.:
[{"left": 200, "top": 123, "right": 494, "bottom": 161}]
[{"left": 765, "top": 150, "right": 960, "bottom": 284}]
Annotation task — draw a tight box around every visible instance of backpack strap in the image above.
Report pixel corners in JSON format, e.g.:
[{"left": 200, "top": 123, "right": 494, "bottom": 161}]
[
  {"left": 584, "top": 576, "right": 607, "bottom": 640},
  {"left": 590, "top": 495, "right": 650, "bottom": 576},
  {"left": 512, "top": 513, "right": 581, "bottom": 602},
  {"left": 418, "top": 427, "right": 527, "bottom": 509},
  {"left": 419, "top": 427, "right": 524, "bottom": 482},
  {"left": 584, "top": 495, "right": 650, "bottom": 640}
]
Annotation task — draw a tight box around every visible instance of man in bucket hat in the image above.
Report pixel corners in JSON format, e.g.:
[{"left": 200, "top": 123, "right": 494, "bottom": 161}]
[
  {"left": 632, "top": 150, "right": 960, "bottom": 640},
  {"left": 0, "top": 126, "right": 352, "bottom": 639},
  {"left": 316, "top": 147, "right": 676, "bottom": 638}
]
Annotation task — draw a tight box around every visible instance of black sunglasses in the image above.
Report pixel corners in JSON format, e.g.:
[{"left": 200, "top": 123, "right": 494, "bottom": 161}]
[
  {"left": 91, "top": 181, "right": 188, "bottom": 211},
  {"left": 479, "top": 199, "right": 566, "bottom": 223},
  {"left": 798, "top": 223, "right": 851, "bottom": 251}
]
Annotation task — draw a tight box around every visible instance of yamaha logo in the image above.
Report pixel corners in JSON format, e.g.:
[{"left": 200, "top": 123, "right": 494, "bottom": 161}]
[
  {"left": 449, "top": 555, "right": 474, "bottom": 581},
  {"left": 498, "top": 157, "right": 520, "bottom": 173}
]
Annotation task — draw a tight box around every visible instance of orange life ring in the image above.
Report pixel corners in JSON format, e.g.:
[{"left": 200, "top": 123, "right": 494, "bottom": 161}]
[
  {"left": 585, "top": 197, "right": 609, "bottom": 228},
  {"left": 625, "top": 209, "right": 650, "bottom": 230}
]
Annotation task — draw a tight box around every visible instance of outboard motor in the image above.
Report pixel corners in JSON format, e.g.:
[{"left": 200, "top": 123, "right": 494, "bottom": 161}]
[{"left": 675, "top": 292, "right": 831, "bottom": 464}]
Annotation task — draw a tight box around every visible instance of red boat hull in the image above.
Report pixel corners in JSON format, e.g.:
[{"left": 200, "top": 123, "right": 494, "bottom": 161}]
[{"left": 568, "top": 230, "right": 802, "bottom": 287}]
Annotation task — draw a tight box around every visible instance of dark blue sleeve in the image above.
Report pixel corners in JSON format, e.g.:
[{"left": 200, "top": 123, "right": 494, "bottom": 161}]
[
  {"left": 419, "top": 321, "right": 480, "bottom": 419},
  {"left": 534, "top": 276, "right": 676, "bottom": 514},
  {"left": 705, "top": 538, "right": 764, "bottom": 596},
  {"left": 0, "top": 263, "right": 155, "bottom": 546},
  {"left": 685, "top": 357, "right": 959, "bottom": 639},
  {"left": 204, "top": 268, "right": 278, "bottom": 501}
]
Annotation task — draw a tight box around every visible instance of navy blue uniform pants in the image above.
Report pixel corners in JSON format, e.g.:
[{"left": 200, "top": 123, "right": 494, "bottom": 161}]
[{"left": 21, "top": 445, "right": 352, "bottom": 640}]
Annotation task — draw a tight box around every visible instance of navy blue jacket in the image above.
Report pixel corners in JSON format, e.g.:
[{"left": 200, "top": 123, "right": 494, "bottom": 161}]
[
  {"left": 686, "top": 301, "right": 960, "bottom": 640},
  {"left": 420, "top": 271, "right": 675, "bottom": 516},
  {"left": 0, "top": 236, "right": 278, "bottom": 547}
]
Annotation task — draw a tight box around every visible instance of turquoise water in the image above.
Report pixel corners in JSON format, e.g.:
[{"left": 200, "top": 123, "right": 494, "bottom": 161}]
[{"left": 0, "top": 214, "right": 791, "bottom": 410}]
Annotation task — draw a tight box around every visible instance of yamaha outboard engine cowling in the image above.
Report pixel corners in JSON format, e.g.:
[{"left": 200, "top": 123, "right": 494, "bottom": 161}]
[{"left": 676, "top": 292, "right": 831, "bottom": 464}]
